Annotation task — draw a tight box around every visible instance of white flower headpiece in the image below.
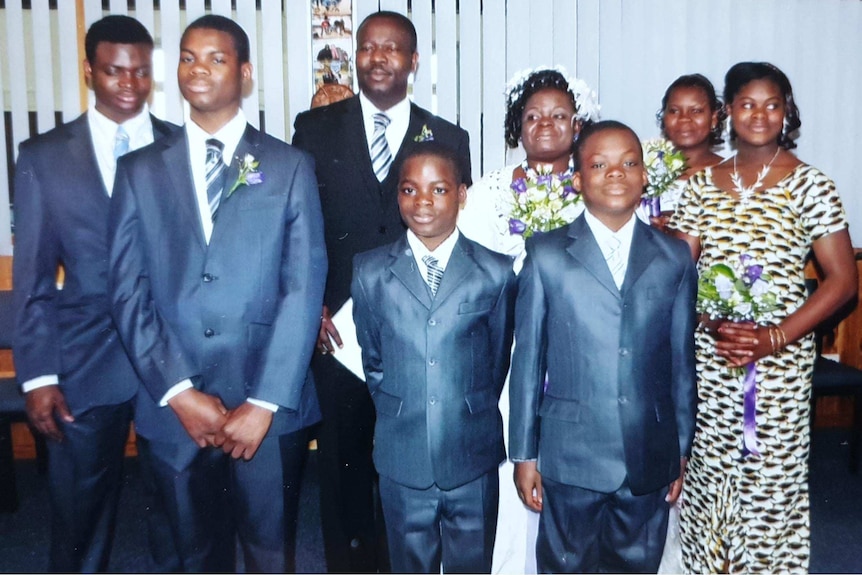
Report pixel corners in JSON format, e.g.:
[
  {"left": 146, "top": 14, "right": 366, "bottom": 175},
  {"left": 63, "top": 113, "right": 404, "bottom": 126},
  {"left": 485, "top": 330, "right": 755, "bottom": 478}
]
[{"left": 504, "top": 65, "right": 600, "bottom": 123}]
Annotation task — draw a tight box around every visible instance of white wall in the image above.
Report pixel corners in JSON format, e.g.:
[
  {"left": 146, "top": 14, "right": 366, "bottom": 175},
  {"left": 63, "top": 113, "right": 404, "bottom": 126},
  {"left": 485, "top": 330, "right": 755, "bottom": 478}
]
[{"left": 1, "top": 0, "right": 860, "bottom": 256}]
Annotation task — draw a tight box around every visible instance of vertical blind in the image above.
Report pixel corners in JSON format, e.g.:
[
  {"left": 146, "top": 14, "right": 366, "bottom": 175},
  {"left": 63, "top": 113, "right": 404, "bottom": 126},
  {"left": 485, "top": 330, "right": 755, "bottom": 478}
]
[{"left": 0, "top": 0, "right": 860, "bottom": 256}]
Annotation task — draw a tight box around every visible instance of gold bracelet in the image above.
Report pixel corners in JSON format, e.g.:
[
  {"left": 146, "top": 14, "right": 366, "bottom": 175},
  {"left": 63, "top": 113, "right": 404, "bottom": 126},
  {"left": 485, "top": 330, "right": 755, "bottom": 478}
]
[
  {"left": 768, "top": 326, "right": 778, "bottom": 355},
  {"left": 776, "top": 325, "right": 787, "bottom": 350}
]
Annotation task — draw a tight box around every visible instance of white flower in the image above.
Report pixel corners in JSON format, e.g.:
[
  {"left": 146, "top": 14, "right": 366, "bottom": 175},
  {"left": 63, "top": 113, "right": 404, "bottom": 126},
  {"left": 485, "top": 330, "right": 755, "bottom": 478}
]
[
  {"left": 733, "top": 302, "right": 753, "bottom": 317},
  {"left": 750, "top": 279, "right": 770, "bottom": 297},
  {"left": 715, "top": 275, "right": 735, "bottom": 300}
]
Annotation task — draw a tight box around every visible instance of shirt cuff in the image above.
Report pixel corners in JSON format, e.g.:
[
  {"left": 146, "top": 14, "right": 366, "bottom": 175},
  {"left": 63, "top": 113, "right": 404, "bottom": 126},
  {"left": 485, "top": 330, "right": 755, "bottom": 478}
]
[
  {"left": 21, "top": 374, "right": 59, "bottom": 393},
  {"left": 247, "top": 397, "right": 279, "bottom": 412},
  {"left": 159, "top": 379, "right": 194, "bottom": 407},
  {"left": 510, "top": 458, "right": 538, "bottom": 463}
]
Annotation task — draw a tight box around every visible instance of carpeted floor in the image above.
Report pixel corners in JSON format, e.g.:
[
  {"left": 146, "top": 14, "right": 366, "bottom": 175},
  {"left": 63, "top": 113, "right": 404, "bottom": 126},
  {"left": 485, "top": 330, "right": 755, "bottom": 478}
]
[{"left": 1, "top": 429, "right": 860, "bottom": 573}]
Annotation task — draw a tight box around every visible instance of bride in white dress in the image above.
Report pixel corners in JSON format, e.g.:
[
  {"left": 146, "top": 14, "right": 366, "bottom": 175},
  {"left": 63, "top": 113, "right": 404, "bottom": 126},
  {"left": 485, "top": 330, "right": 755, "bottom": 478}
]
[{"left": 458, "top": 66, "right": 598, "bottom": 574}]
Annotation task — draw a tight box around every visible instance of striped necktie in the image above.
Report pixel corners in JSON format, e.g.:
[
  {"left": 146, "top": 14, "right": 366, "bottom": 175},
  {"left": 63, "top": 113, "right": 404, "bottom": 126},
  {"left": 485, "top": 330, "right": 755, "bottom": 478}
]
[
  {"left": 205, "top": 138, "right": 227, "bottom": 220},
  {"left": 370, "top": 113, "right": 393, "bottom": 182},
  {"left": 605, "top": 235, "right": 625, "bottom": 289},
  {"left": 422, "top": 255, "right": 444, "bottom": 296},
  {"left": 113, "top": 125, "right": 130, "bottom": 160}
]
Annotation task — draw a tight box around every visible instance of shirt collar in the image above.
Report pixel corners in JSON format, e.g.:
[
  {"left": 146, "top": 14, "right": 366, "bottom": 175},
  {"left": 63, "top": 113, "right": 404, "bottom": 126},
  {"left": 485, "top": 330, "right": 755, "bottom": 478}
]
[
  {"left": 359, "top": 92, "right": 410, "bottom": 126},
  {"left": 583, "top": 208, "right": 637, "bottom": 248},
  {"left": 406, "top": 227, "right": 460, "bottom": 270},
  {"left": 88, "top": 103, "right": 151, "bottom": 143},
  {"left": 186, "top": 108, "right": 247, "bottom": 165}
]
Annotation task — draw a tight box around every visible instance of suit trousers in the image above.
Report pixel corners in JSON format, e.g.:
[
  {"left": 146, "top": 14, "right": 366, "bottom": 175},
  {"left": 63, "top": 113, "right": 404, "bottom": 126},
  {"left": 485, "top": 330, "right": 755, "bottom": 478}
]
[
  {"left": 311, "top": 353, "right": 387, "bottom": 572},
  {"left": 46, "top": 400, "right": 133, "bottom": 572},
  {"left": 137, "top": 428, "right": 309, "bottom": 573},
  {"left": 379, "top": 469, "right": 499, "bottom": 574},
  {"left": 537, "top": 476, "right": 669, "bottom": 574}
]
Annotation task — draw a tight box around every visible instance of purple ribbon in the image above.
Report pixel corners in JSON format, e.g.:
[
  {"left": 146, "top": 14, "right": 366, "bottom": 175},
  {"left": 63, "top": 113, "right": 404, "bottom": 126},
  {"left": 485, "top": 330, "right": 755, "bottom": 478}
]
[
  {"left": 741, "top": 361, "right": 760, "bottom": 457},
  {"left": 640, "top": 197, "right": 662, "bottom": 217}
]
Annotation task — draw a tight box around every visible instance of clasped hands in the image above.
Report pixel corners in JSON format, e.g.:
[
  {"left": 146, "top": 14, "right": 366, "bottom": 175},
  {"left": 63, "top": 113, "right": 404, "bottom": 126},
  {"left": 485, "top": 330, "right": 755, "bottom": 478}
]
[
  {"left": 168, "top": 388, "right": 273, "bottom": 461},
  {"left": 702, "top": 315, "right": 781, "bottom": 367}
]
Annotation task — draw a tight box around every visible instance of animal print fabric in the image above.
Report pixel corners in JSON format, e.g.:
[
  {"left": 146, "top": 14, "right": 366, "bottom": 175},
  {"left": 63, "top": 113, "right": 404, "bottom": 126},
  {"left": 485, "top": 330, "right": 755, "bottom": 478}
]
[{"left": 669, "top": 164, "right": 848, "bottom": 573}]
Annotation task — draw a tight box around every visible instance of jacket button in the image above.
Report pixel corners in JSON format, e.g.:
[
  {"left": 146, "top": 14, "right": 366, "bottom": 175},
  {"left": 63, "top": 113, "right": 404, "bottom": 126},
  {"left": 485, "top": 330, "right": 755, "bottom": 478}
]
[
  {"left": 204, "top": 328, "right": 215, "bottom": 337},
  {"left": 429, "top": 396, "right": 437, "bottom": 405},
  {"left": 619, "top": 348, "right": 629, "bottom": 356},
  {"left": 618, "top": 395, "right": 629, "bottom": 405},
  {"left": 428, "top": 319, "right": 437, "bottom": 326},
  {"left": 428, "top": 358, "right": 437, "bottom": 366},
  {"left": 378, "top": 226, "right": 387, "bottom": 234},
  {"left": 202, "top": 273, "right": 214, "bottom": 282}
]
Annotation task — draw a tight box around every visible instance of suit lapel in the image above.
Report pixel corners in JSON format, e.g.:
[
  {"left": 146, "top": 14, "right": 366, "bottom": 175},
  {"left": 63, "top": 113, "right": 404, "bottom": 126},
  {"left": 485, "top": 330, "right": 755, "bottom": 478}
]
[
  {"left": 209, "top": 125, "right": 264, "bottom": 247},
  {"left": 565, "top": 216, "right": 621, "bottom": 298},
  {"left": 431, "top": 235, "right": 473, "bottom": 309},
  {"left": 388, "top": 236, "right": 433, "bottom": 310},
  {"left": 66, "top": 115, "right": 110, "bottom": 199},
  {"left": 162, "top": 129, "right": 207, "bottom": 250},
  {"left": 620, "top": 221, "right": 659, "bottom": 295}
]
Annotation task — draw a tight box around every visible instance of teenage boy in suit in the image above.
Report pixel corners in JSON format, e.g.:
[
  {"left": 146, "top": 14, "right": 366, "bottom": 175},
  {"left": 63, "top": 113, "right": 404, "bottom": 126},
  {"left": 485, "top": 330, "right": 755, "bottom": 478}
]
[
  {"left": 12, "top": 15, "right": 175, "bottom": 572},
  {"left": 352, "top": 142, "right": 516, "bottom": 573},
  {"left": 293, "top": 10, "right": 472, "bottom": 572},
  {"left": 509, "top": 120, "right": 698, "bottom": 573},
  {"left": 108, "top": 15, "right": 326, "bottom": 572}
]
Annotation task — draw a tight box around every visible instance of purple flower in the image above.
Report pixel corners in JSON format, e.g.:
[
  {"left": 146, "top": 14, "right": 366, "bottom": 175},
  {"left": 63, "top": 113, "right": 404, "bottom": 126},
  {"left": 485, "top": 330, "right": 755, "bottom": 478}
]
[
  {"left": 511, "top": 178, "right": 527, "bottom": 194},
  {"left": 536, "top": 174, "right": 552, "bottom": 188},
  {"left": 743, "top": 264, "right": 763, "bottom": 286},
  {"left": 508, "top": 218, "right": 527, "bottom": 235},
  {"left": 246, "top": 171, "right": 264, "bottom": 186},
  {"left": 562, "top": 184, "right": 576, "bottom": 197}
]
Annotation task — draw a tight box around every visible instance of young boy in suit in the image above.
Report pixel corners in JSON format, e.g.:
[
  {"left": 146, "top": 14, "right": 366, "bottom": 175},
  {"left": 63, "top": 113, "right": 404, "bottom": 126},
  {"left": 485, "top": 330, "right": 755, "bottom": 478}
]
[
  {"left": 509, "top": 120, "right": 698, "bottom": 573},
  {"left": 351, "top": 141, "right": 516, "bottom": 573}
]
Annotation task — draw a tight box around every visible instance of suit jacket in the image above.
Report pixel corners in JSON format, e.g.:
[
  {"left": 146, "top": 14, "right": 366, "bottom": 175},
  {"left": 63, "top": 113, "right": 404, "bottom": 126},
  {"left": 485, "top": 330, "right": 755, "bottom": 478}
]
[
  {"left": 509, "top": 215, "right": 697, "bottom": 496},
  {"left": 108, "top": 123, "right": 326, "bottom": 470},
  {"left": 351, "top": 233, "right": 516, "bottom": 490},
  {"left": 12, "top": 113, "right": 176, "bottom": 414},
  {"left": 293, "top": 95, "right": 472, "bottom": 315}
]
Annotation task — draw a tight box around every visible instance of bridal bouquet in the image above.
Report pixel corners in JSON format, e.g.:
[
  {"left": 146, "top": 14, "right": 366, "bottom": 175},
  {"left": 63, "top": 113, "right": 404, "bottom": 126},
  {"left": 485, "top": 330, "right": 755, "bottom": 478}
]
[
  {"left": 697, "top": 254, "right": 780, "bottom": 458},
  {"left": 696, "top": 254, "right": 779, "bottom": 322},
  {"left": 504, "top": 161, "right": 581, "bottom": 239},
  {"left": 641, "top": 138, "right": 686, "bottom": 216}
]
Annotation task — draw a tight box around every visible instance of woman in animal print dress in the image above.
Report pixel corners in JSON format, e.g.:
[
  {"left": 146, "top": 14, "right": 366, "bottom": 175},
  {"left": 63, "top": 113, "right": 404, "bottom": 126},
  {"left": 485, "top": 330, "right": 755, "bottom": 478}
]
[{"left": 669, "top": 61, "right": 857, "bottom": 573}]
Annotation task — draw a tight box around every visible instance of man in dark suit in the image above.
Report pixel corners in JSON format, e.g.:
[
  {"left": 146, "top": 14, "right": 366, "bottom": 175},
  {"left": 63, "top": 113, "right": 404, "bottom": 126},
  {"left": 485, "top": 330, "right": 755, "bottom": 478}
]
[
  {"left": 352, "top": 143, "right": 515, "bottom": 573},
  {"left": 108, "top": 15, "right": 326, "bottom": 572},
  {"left": 509, "top": 121, "right": 697, "bottom": 573},
  {"left": 12, "top": 16, "right": 174, "bottom": 572},
  {"left": 292, "top": 10, "right": 472, "bottom": 572}
]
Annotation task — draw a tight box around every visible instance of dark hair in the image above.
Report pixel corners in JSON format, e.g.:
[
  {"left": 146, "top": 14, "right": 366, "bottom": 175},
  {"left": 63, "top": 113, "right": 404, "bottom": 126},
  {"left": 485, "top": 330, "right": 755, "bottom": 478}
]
[
  {"left": 724, "top": 61, "right": 801, "bottom": 150},
  {"left": 183, "top": 15, "right": 250, "bottom": 64},
  {"left": 657, "top": 73, "right": 727, "bottom": 146},
  {"left": 504, "top": 69, "right": 584, "bottom": 150},
  {"left": 85, "top": 15, "right": 153, "bottom": 63},
  {"left": 400, "top": 141, "right": 465, "bottom": 186},
  {"left": 357, "top": 11, "right": 417, "bottom": 53},
  {"left": 575, "top": 120, "right": 642, "bottom": 167}
]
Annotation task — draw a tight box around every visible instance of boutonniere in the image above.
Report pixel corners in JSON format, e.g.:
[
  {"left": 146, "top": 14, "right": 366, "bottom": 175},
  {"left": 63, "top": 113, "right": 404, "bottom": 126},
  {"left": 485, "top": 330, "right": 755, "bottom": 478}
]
[
  {"left": 413, "top": 124, "right": 434, "bottom": 142},
  {"left": 227, "top": 154, "right": 264, "bottom": 196}
]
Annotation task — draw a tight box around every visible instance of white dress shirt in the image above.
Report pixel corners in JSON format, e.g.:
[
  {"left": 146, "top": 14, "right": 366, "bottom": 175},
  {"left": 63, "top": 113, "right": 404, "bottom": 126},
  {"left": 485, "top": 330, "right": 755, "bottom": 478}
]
[
  {"left": 406, "top": 227, "right": 461, "bottom": 285},
  {"left": 583, "top": 209, "right": 637, "bottom": 290},
  {"left": 160, "top": 109, "right": 277, "bottom": 412},
  {"left": 21, "top": 106, "right": 155, "bottom": 394},
  {"left": 89, "top": 104, "right": 155, "bottom": 196},
  {"left": 359, "top": 91, "right": 410, "bottom": 161},
  {"left": 185, "top": 108, "right": 247, "bottom": 244}
]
